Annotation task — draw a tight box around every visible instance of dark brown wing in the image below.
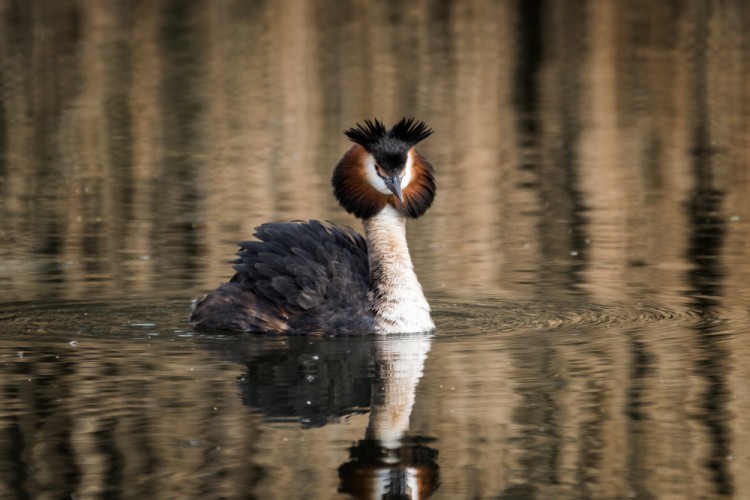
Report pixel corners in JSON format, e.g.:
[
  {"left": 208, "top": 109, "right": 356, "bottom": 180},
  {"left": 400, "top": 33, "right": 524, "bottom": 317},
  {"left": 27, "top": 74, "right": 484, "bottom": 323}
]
[{"left": 190, "top": 221, "right": 374, "bottom": 334}]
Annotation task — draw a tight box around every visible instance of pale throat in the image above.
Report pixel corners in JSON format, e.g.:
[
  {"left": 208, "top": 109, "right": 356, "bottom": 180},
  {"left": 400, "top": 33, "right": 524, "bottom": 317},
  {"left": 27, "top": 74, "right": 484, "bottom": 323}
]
[
  {"left": 363, "top": 205, "right": 410, "bottom": 270},
  {"left": 364, "top": 150, "right": 414, "bottom": 194}
]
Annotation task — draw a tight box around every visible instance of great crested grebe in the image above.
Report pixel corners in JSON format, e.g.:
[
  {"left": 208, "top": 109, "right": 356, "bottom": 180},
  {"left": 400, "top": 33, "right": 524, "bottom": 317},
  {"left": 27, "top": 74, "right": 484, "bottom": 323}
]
[{"left": 189, "top": 118, "right": 436, "bottom": 335}]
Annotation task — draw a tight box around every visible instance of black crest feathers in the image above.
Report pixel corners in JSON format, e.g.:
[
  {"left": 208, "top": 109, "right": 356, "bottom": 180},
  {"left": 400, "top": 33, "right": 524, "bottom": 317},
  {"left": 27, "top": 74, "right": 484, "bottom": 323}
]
[
  {"left": 389, "top": 117, "right": 434, "bottom": 145},
  {"left": 344, "top": 117, "right": 433, "bottom": 151}
]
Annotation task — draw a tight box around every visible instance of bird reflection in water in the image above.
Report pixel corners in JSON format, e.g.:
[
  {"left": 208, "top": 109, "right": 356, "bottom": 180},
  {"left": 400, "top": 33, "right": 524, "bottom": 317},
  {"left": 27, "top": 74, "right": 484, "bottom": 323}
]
[
  {"left": 223, "top": 334, "right": 440, "bottom": 499},
  {"left": 338, "top": 336, "right": 439, "bottom": 499}
]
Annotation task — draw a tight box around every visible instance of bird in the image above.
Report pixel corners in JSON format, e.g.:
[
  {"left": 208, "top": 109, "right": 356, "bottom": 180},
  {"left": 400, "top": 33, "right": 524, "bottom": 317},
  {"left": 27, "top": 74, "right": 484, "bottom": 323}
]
[{"left": 189, "top": 117, "right": 436, "bottom": 335}]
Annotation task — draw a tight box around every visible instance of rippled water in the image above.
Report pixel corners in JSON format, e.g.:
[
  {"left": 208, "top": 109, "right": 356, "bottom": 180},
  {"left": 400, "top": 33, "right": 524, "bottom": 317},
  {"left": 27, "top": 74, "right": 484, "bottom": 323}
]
[
  {"left": 2, "top": 1, "right": 750, "bottom": 499},
  {"left": 1, "top": 295, "right": 747, "bottom": 498}
]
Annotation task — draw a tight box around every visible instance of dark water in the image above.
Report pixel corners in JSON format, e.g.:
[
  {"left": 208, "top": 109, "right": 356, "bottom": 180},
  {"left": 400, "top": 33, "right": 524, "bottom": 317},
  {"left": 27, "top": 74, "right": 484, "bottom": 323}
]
[{"left": 2, "top": 1, "right": 750, "bottom": 498}]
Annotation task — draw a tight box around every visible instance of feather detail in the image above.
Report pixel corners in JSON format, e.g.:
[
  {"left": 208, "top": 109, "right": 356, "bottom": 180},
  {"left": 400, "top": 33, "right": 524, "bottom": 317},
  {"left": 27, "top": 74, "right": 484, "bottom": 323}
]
[
  {"left": 389, "top": 117, "right": 434, "bottom": 146},
  {"left": 391, "top": 149, "right": 436, "bottom": 219},
  {"left": 190, "top": 221, "right": 374, "bottom": 334},
  {"left": 332, "top": 145, "right": 391, "bottom": 219},
  {"left": 333, "top": 145, "right": 436, "bottom": 220},
  {"left": 344, "top": 119, "right": 388, "bottom": 149},
  {"left": 344, "top": 117, "right": 433, "bottom": 150}
]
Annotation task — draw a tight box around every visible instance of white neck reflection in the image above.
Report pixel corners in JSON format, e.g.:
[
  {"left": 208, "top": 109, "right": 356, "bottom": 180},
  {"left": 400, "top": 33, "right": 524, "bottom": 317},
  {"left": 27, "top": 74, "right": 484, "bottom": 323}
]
[{"left": 366, "top": 335, "right": 432, "bottom": 449}]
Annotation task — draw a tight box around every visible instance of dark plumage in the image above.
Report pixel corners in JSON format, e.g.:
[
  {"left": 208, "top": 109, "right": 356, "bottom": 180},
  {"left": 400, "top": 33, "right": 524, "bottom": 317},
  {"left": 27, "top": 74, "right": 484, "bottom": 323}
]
[
  {"left": 344, "top": 117, "right": 433, "bottom": 151},
  {"left": 190, "top": 221, "right": 373, "bottom": 335}
]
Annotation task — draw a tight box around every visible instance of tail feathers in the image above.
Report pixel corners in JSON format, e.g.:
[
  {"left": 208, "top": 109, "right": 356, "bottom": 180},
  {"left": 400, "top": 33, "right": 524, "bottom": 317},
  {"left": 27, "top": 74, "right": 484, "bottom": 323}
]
[{"left": 189, "top": 283, "right": 291, "bottom": 333}]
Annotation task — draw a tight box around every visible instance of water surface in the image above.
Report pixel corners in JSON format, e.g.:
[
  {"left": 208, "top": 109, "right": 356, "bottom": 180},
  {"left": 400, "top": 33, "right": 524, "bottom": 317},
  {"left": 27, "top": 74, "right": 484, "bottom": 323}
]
[{"left": 2, "top": 1, "right": 750, "bottom": 498}]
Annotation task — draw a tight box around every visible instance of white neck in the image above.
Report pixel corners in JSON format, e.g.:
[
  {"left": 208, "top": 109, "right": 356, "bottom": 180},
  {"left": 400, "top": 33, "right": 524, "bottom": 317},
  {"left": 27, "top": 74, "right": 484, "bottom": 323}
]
[{"left": 363, "top": 205, "right": 434, "bottom": 333}]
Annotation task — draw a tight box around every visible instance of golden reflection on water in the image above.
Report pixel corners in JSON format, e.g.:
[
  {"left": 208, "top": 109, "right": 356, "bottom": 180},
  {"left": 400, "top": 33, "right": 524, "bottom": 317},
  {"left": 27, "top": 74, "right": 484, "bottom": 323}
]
[
  {"left": 1, "top": 1, "right": 748, "bottom": 307},
  {"left": 1, "top": 1, "right": 749, "bottom": 303},
  {"left": 1, "top": 1, "right": 750, "bottom": 498}
]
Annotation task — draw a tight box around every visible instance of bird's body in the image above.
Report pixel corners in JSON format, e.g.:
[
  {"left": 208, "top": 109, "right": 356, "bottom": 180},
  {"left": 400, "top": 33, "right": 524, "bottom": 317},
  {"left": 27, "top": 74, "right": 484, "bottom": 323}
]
[{"left": 190, "top": 118, "right": 436, "bottom": 335}]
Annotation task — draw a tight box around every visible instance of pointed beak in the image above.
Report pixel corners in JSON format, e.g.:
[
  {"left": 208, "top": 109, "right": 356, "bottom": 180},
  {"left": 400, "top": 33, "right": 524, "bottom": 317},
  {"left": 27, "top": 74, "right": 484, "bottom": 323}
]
[{"left": 383, "top": 175, "right": 404, "bottom": 203}]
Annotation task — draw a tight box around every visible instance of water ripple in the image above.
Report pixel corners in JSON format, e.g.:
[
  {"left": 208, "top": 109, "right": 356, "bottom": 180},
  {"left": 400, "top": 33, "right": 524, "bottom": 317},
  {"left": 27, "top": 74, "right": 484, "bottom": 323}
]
[
  {"left": 431, "top": 297, "right": 732, "bottom": 338},
  {"left": 0, "top": 296, "right": 738, "bottom": 339}
]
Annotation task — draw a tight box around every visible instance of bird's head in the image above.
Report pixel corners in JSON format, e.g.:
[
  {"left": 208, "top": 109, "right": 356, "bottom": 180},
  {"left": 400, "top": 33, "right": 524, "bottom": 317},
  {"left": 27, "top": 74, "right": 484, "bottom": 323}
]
[{"left": 332, "top": 118, "right": 436, "bottom": 219}]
